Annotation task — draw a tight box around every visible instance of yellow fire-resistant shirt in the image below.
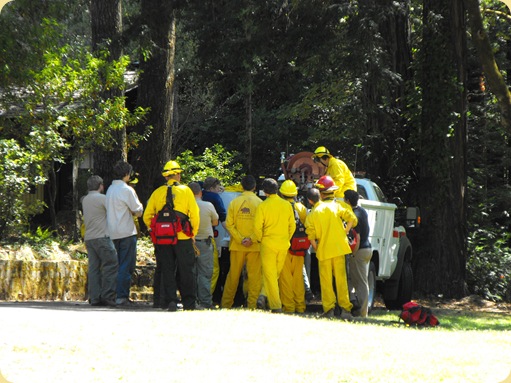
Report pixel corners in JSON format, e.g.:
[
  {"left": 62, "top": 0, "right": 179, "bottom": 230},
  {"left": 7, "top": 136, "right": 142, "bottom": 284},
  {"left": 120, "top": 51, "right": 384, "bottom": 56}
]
[
  {"left": 143, "top": 179, "right": 200, "bottom": 240},
  {"left": 282, "top": 197, "right": 307, "bottom": 224},
  {"left": 253, "top": 194, "right": 296, "bottom": 251},
  {"left": 226, "top": 191, "right": 262, "bottom": 252},
  {"left": 305, "top": 200, "right": 357, "bottom": 261},
  {"left": 327, "top": 156, "right": 356, "bottom": 198}
]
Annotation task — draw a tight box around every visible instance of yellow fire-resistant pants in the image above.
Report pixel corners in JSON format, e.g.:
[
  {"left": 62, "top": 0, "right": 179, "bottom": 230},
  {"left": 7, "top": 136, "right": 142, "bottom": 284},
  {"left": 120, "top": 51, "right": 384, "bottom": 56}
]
[
  {"left": 279, "top": 252, "right": 306, "bottom": 313},
  {"left": 221, "top": 250, "right": 261, "bottom": 309},
  {"left": 319, "top": 255, "right": 353, "bottom": 313},
  {"left": 260, "top": 243, "right": 287, "bottom": 310}
]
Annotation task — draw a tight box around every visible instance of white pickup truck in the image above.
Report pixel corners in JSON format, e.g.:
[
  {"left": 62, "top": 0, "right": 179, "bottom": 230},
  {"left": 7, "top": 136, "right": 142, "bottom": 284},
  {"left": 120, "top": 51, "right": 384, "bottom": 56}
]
[{"left": 356, "top": 178, "right": 418, "bottom": 310}]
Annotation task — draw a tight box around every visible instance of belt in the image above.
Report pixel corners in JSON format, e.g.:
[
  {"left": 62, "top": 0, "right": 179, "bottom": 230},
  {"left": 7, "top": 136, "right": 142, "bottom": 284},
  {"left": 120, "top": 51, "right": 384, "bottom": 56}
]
[{"left": 196, "top": 237, "right": 212, "bottom": 245}]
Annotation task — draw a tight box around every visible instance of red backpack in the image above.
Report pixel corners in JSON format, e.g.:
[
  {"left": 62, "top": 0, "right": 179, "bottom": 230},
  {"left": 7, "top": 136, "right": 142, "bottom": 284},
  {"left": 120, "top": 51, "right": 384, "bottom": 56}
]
[
  {"left": 150, "top": 185, "right": 193, "bottom": 245},
  {"left": 289, "top": 202, "right": 310, "bottom": 256},
  {"left": 399, "top": 301, "right": 439, "bottom": 327}
]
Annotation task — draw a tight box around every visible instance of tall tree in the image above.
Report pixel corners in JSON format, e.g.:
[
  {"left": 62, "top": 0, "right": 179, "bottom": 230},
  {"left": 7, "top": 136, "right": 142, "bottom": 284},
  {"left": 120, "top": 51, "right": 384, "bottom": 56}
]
[
  {"left": 132, "top": 0, "right": 178, "bottom": 212},
  {"left": 90, "top": 0, "right": 126, "bottom": 189},
  {"left": 414, "top": 0, "right": 468, "bottom": 297}
]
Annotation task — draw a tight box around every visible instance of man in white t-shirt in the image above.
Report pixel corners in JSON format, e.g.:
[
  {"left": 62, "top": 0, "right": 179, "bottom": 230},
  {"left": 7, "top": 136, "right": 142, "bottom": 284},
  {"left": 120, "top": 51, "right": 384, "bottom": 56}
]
[{"left": 105, "top": 161, "right": 143, "bottom": 306}]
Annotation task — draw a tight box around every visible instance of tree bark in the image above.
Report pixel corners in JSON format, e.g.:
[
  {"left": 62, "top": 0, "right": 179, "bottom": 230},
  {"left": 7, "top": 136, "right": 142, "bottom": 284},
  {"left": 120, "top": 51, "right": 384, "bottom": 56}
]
[
  {"left": 464, "top": 0, "right": 511, "bottom": 129},
  {"left": 90, "top": 0, "right": 126, "bottom": 189},
  {"left": 414, "top": 0, "right": 468, "bottom": 298},
  {"left": 132, "top": 0, "right": 177, "bottom": 217}
]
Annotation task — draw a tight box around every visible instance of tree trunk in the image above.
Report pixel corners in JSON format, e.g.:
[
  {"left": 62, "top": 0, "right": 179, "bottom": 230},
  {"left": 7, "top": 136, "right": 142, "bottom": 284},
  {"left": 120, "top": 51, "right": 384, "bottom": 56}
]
[
  {"left": 464, "top": 0, "right": 511, "bottom": 129},
  {"left": 46, "top": 162, "right": 58, "bottom": 233},
  {"left": 72, "top": 158, "right": 81, "bottom": 243},
  {"left": 90, "top": 0, "right": 126, "bottom": 189},
  {"left": 132, "top": 0, "right": 177, "bottom": 217},
  {"left": 414, "top": 0, "right": 468, "bottom": 298},
  {"left": 245, "top": 91, "right": 253, "bottom": 174}
]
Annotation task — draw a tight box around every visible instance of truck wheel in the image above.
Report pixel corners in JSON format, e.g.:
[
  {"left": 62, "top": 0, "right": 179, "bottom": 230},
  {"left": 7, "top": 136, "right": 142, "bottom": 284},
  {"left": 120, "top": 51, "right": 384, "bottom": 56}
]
[
  {"left": 367, "top": 262, "right": 376, "bottom": 313},
  {"left": 383, "top": 261, "right": 413, "bottom": 310}
]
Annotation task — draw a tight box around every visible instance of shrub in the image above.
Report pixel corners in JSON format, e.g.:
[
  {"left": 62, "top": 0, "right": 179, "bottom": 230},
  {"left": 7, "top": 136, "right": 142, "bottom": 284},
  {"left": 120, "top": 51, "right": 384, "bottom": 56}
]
[
  {"left": 176, "top": 144, "right": 243, "bottom": 185},
  {"left": 0, "top": 139, "right": 46, "bottom": 238},
  {"left": 466, "top": 225, "right": 511, "bottom": 302}
]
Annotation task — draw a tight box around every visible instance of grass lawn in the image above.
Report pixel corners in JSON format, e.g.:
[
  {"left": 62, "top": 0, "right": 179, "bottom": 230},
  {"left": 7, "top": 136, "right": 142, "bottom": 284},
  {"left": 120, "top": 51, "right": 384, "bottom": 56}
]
[{"left": 0, "top": 303, "right": 510, "bottom": 383}]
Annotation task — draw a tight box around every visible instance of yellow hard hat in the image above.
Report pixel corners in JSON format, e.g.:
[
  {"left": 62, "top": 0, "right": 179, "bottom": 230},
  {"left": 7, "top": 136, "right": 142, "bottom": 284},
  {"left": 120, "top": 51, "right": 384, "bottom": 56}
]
[
  {"left": 279, "top": 179, "right": 298, "bottom": 197},
  {"left": 162, "top": 160, "right": 183, "bottom": 177},
  {"left": 313, "top": 146, "right": 331, "bottom": 157}
]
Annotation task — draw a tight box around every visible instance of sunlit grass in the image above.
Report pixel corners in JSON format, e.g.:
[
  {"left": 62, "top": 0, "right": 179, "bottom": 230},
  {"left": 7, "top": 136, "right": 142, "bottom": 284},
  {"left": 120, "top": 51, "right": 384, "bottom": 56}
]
[
  {"left": 368, "top": 307, "right": 511, "bottom": 331},
  {"left": 0, "top": 303, "right": 510, "bottom": 383}
]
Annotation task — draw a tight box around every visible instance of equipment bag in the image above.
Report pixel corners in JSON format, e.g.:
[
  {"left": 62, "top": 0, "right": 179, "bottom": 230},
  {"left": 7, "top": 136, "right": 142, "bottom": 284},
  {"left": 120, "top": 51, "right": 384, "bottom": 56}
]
[
  {"left": 399, "top": 301, "right": 439, "bottom": 327},
  {"left": 347, "top": 227, "right": 358, "bottom": 252},
  {"left": 150, "top": 186, "right": 181, "bottom": 245},
  {"left": 289, "top": 202, "right": 311, "bottom": 256}
]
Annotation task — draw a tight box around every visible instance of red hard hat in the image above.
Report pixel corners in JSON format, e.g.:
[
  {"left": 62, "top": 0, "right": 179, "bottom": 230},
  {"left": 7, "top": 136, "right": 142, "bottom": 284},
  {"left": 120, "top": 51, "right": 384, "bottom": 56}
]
[{"left": 314, "top": 176, "right": 339, "bottom": 192}]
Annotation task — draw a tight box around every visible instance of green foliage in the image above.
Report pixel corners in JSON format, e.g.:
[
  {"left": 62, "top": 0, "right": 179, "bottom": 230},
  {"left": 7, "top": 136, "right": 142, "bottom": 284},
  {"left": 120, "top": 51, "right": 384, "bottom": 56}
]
[
  {"left": 0, "top": 140, "right": 46, "bottom": 238},
  {"left": 466, "top": 225, "right": 511, "bottom": 302},
  {"left": 176, "top": 144, "right": 243, "bottom": 186},
  {"left": 21, "top": 226, "right": 56, "bottom": 247}
]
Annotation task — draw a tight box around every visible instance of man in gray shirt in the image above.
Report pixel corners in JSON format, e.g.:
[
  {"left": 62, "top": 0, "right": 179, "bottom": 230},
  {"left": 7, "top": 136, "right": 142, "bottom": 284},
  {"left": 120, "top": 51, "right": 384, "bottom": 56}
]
[
  {"left": 189, "top": 182, "right": 219, "bottom": 308},
  {"left": 82, "top": 175, "right": 118, "bottom": 307}
]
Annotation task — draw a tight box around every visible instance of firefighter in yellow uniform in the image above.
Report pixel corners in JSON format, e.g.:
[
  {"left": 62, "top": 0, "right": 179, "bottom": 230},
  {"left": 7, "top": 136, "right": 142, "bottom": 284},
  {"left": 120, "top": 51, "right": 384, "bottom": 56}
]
[
  {"left": 253, "top": 178, "right": 296, "bottom": 312},
  {"left": 278, "top": 180, "right": 308, "bottom": 313},
  {"left": 312, "top": 146, "right": 356, "bottom": 199},
  {"left": 143, "top": 160, "right": 200, "bottom": 311},
  {"left": 221, "top": 175, "right": 262, "bottom": 309},
  {"left": 305, "top": 176, "right": 357, "bottom": 319}
]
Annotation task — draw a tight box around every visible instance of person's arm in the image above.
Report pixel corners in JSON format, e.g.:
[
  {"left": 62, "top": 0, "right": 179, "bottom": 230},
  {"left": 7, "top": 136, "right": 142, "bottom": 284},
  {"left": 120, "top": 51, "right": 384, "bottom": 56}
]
[
  {"left": 142, "top": 193, "right": 157, "bottom": 229},
  {"left": 340, "top": 205, "right": 358, "bottom": 233},
  {"left": 210, "top": 205, "right": 219, "bottom": 227},
  {"left": 253, "top": 205, "right": 263, "bottom": 242},
  {"left": 305, "top": 212, "right": 317, "bottom": 250},
  {"left": 288, "top": 204, "right": 296, "bottom": 240},
  {"left": 126, "top": 187, "right": 144, "bottom": 217}
]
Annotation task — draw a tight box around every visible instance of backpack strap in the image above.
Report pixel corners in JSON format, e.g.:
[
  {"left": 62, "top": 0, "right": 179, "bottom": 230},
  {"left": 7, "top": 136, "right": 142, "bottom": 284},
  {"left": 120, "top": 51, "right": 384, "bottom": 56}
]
[
  {"left": 291, "top": 201, "right": 300, "bottom": 221},
  {"left": 165, "top": 185, "right": 175, "bottom": 209}
]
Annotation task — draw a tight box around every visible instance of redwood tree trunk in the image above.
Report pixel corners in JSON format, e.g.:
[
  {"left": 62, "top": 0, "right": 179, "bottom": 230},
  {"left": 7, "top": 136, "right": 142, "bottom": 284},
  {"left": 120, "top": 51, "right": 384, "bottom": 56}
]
[
  {"left": 90, "top": 0, "right": 126, "bottom": 189},
  {"left": 414, "top": 0, "right": 468, "bottom": 298},
  {"left": 132, "top": 0, "right": 177, "bottom": 217}
]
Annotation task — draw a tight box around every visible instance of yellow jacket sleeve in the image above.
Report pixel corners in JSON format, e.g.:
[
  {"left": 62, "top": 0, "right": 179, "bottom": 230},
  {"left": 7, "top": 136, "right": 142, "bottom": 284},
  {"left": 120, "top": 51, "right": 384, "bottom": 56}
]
[{"left": 328, "top": 157, "right": 356, "bottom": 198}]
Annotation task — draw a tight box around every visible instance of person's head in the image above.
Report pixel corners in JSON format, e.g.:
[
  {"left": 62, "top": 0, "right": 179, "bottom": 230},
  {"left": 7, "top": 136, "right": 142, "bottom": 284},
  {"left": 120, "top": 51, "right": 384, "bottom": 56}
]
[
  {"left": 307, "top": 188, "right": 320, "bottom": 205},
  {"left": 161, "top": 160, "right": 183, "bottom": 180},
  {"left": 314, "top": 175, "right": 338, "bottom": 195},
  {"left": 87, "top": 175, "right": 104, "bottom": 192},
  {"left": 188, "top": 182, "right": 202, "bottom": 197},
  {"left": 113, "top": 161, "right": 133, "bottom": 181},
  {"left": 344, "top": 189, "right": 359, "bottom": 207},
  {"left": 279, "top": 179, "right": 298, "bottom": 198},
  {"left": 312, "top": 146, "right": 332, "bottom": 164},
  {"left": 262, "top": 178, "right": 279, "bottom": 195},
  {"left": 241, "top": 175, "right": 256, "bottom": 191},
  {"left": 203, "top": 176, "right": 222, "bottom": 192}
]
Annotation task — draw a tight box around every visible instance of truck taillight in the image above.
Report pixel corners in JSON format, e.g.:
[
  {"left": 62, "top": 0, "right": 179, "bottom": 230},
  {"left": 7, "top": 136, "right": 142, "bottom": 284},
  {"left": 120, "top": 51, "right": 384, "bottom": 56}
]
[{"left": 393, "top": 230, "right": 406, "bottom": 238}]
